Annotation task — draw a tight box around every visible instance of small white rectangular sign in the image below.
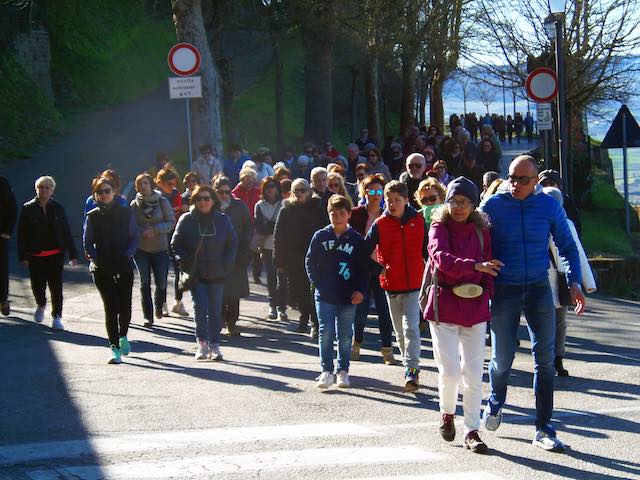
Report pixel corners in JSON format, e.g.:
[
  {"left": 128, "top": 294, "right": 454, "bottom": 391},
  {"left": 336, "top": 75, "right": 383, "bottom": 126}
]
[
  {"left": 537, "top": 102, "right": 553, "bottom": 130},
  {"left": 169, "top": 76, "right": 202, "bottom": 99}
]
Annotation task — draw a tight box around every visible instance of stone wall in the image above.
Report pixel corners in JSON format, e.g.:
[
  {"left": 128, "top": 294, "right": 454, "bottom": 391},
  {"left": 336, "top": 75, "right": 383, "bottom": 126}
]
[{"left": 12, "top": 28, "right": 54, "bottom": 100}]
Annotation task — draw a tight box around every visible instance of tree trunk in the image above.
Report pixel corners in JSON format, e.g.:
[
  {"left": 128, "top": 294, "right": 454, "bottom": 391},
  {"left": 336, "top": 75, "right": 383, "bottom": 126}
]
[
  {"left": 350, "top": 67, "right": 358, "bottom": 142},
  {"left": 365, "top": 48, "right": 379, "bottom": 142},
  {"left": 380, "top": 66, "right": 389, "bottom": 141},
  {"left": 302, "top": 35, "right": 333, "bottom": 144},
  {"left": 272, "top": 34, "right": 284, "bottom": 156},
  {"left": 209, "top": 32, "right": 234, "bottom": 151},
  {"left": 171, "top": 0, "right": 223, "bottom": 158},
  {"left": 399, "top": 50, "right": 416, "bottom": 137},
  {"left": 430, "top": 70, "right": 445, "bottom": 132}
]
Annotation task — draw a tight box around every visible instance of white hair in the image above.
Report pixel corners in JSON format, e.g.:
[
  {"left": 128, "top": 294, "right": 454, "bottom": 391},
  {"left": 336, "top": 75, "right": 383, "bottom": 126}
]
[{"left": 35, "top": 176, "right": 56, "bottom": 190}]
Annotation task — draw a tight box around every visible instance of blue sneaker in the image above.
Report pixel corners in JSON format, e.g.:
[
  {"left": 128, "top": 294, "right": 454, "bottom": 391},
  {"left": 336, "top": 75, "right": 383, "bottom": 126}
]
[
  {"left": 404, "top": 368, "right": 420, "bottom": 392},
  {"left": 108, "top": 346, "right": 122, "bottom": 364},
  {"left": 482, "top": 400, "right": 502, "bottom": 431},
  {"left": 119, "top": 336, "right": 130, "bottom": 356}
]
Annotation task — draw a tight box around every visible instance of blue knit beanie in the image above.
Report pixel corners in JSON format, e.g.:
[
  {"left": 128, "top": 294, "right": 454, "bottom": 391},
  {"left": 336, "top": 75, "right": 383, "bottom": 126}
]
[{"left": 445, "top": 176, "right": 479, "bottom": 206}]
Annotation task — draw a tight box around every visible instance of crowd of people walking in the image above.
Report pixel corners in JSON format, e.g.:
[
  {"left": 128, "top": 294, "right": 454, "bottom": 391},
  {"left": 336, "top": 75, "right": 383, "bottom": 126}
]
[{"left": 0, "top": 117, "right": 596, "bottom": 455}]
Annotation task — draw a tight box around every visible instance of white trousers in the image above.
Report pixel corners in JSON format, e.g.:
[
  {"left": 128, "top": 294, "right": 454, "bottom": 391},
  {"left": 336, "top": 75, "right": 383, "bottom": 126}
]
[{"left": 429, "top": 321, "right": 486, "bottom": 433}]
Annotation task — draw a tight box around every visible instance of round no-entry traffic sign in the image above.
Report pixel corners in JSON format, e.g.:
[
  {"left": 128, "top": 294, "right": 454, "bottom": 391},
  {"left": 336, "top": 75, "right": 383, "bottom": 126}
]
[
  {"left": 526, "top": 67, "right": 558, "bottom": 103},
  {"left": 167, "top": 43, "right": 201, "bottom": 76}
]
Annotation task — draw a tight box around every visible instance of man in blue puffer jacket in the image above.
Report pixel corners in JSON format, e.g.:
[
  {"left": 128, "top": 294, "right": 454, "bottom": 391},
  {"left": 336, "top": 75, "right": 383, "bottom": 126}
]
[{"left": 480, "top": 155, "right": 586, "bottom": 453}]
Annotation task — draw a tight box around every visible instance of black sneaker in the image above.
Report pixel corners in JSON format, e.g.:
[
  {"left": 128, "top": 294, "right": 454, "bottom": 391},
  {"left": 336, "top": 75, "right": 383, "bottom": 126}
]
[
  {"left": 0, "top": 301, "right": 9, "bottom": 317},
  {"left": 555, "top": 357, "right": 569, "bottom": 376},
  {"left": 439, "top": 414, "right": 455, "bottom": 442},
  {"left": 464, "top": 430, "right": 488, "bottom": 454}
]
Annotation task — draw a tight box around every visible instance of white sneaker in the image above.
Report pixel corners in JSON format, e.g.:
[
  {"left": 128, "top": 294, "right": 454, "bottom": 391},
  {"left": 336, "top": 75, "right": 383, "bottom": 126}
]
[
  {"left": 482, "top": 401, "right": 503, "bottom": 431},
  {"left": 316, "top": 371, "right": 335, "bottom": 389},
  {"left": 52, "top": 316, "right": 65, "bottom": 331},
  {"left": 209, "top": 343, "right": 223, "bottom": 361},
  {"left": 336, "top": 371, "right": 350, "bottom": 388},
  {"left": 34, "top": 306, "right": 45, "bottom": 324},
  {"left": 163, "top": 302, "right": 170, "bottom": 316},
  {"left": 195, "top": 340, "right": 209, "bottom": 360},
  {"left": 171, "top": 300, "right": 189, "bottom": 317},
  {"left": 533, "top": 429, "right": 566, "bottom": 452}
]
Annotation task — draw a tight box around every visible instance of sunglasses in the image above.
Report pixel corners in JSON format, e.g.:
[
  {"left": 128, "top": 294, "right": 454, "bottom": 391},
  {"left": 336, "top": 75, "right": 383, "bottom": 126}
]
[
  {"left": 447, "top": 199, "right": 471, "bottom": 208},
  {"left": 421, "top": 195, "right": 439, "bottom": 204},
  {"left": 367, "top": 189, "right": 383, "bottom": 196},
  {"left": 408, "top": 163, "right": 424, "bottom": 169},
  {"left": 195, "top": 196, "right": 212, "bottom": 202},
  {"left": 97, "top": 188, "right": 112, "bottom": 195},
  {"left": 508, "top": 175, "right": 537, "bottom": 185},
  {"left": 216, "top": 190, "right": 231, "bottom": 196},
  {"left": 435, "top": 166, "right": 445, "bottom": 170},
  {"left": 368, "top": 153, "right": 378, "bottom": 157}
]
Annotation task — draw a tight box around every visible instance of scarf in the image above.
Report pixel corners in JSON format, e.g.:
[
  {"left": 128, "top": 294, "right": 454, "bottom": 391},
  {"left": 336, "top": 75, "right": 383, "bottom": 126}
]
[{"left": 136, "top": 191, "right": 161, "bottom": 219}]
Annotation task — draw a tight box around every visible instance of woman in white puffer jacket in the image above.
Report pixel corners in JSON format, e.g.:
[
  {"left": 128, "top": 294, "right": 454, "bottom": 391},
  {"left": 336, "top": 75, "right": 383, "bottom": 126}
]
[{"left": 544, "top": 187, "right": 596, "bottom": 377}]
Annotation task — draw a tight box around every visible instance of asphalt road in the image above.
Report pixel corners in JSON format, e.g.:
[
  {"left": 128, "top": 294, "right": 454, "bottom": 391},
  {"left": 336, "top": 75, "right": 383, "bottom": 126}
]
[{"left": 0, "top": 268, "right": 639, "bottom": 480}]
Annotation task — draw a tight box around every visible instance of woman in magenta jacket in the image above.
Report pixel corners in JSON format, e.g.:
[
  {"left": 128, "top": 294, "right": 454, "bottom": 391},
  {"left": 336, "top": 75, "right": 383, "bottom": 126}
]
[{"left": 425, "top": 177, "right": 503, "bottom": 454}]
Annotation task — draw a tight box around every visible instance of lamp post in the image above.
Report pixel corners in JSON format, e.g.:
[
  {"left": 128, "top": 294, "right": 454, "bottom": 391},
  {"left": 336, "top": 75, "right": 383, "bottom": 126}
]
[{"left": 545, "top": 0, "right": 569, "bottom": 193}]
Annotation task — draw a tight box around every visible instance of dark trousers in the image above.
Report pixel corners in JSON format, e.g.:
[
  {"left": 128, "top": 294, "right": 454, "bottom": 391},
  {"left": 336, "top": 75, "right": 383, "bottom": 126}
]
[
  {"left": 0, "top": 238, "right": 8, "bottom": 303},
  {"left": 172, "top": 259, "right": 183, "bottom": 302},
  {"left": 223, "top": 296, "right": 240, "bottom": 328},
  {"left": 252, "top": 251, "right": 263, "bottom": 280},
  {"left": 93, "top": 271, "right": 134, "bottom": 347},
  {"left": 28, "top": 253, "right": 64, "bottom": 317}
]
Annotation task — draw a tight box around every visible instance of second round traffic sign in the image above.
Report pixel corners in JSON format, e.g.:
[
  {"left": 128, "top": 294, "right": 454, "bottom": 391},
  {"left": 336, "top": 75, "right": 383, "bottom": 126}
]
[{"left": 167, "top": 43, "right": 201, "bottom": 77}]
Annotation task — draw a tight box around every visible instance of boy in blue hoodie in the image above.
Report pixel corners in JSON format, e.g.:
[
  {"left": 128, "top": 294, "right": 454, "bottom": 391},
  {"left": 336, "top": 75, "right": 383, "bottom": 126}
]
[{"left": 306, "top": 195, "right": 368, "bottom": 389}]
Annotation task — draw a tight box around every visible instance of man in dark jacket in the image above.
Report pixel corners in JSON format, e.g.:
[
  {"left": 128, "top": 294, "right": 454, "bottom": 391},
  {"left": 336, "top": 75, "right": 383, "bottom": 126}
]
[
  {"left": 0, "top": 175, "right": 17, "bottom": 316},
  {"left": 538, "top": 169, "right": 582, "bottom": 236},
  {"left": 399, "top": 153, "right": 427, "bottom": 210}
]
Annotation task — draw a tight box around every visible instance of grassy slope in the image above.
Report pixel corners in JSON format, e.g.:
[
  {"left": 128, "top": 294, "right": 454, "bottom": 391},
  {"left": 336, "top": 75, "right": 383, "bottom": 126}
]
[
  {"left": 0, "top": 52, "right": 62, "bottom": 161},
  {"left": 581, "top": 169, "right": 633, "bottom": 257}
]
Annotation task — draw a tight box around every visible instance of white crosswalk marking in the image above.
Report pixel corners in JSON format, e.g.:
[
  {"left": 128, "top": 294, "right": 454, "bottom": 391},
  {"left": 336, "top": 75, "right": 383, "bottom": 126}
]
[
  {"left": 0, "top": 422, "right": 377, "bottom": 464},
  {"left": 27, "top": 446, "right": 441, "bottom": 480},
  {"left": 352, "top": 474, "right": 507, "bottom": 480}
]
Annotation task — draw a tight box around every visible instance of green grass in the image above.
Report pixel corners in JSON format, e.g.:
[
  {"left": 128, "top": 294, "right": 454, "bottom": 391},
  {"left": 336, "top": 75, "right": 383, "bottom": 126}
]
[
  {"left": 42, "top": 0, "right": 175, "bottom": 106},
  {"left": 582, "top": 168, "right": 634, "bottom": 257},
  {"left": 0, "top": 52, "right": 62, "bottom": 162}
]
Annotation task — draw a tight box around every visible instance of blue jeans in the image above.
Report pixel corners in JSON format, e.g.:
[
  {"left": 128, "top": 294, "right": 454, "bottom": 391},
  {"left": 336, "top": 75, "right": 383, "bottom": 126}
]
[
  {"left": 134, "top": 250, "right": 170, "bottom": 321},
  {"left": 263, "top": 249, "right": 286, "bottom": 309},
  {"left": 354, "top": 276, "right": 393, "bottom": 348},
  {"left": 315, "top": 298, "right": 356, "bottom": 373},
  {"left": 191, "top": 281, "right": 224, "bottom": 344},
  {"left": 488, "top": 280, "right": 556, "bottom": 429}
]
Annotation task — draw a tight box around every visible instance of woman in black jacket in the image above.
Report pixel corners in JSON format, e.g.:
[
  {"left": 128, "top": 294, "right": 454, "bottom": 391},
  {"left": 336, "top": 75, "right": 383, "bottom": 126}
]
[
  {"left": 213, "top": 176, "right": 252, "bottom": 336},
  {"left": 18, "top": 176, "right": 78, "bottom": 330},
  {"left": 83, "top": 176, "right": 139, "bottom": 364},
  {"left": 273, "top": 178, "right": 326, "bottom": 335}
]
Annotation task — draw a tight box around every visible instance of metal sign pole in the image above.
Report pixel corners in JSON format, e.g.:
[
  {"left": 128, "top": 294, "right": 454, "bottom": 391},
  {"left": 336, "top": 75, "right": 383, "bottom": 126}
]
[
  {"left": 544, "top": 130, "right": 550, "bottom": 170},
  {"left": 186, "top": 98, "right": 193, "bottom": 170},
  {"left": 622, "top": 111, "right": 630, "bottom": 236}
]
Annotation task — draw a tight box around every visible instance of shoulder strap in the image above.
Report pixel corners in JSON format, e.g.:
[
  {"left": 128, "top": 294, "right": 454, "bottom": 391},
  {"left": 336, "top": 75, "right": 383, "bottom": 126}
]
[
  {"left": 475, "top": 227, "right": 484, "bottom": 260},
  {"left": 189, "top": 234, "right": 206, "bottom": 276}
]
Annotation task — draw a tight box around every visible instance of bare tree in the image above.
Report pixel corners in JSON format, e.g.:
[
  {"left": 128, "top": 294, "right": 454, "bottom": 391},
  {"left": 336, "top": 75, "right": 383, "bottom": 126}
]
[
  {"left": 171, "top": 0, "right": 224, "bottom": 157},
  {"left": 476, "top": 79, "right": 496, "bottom": 114}
]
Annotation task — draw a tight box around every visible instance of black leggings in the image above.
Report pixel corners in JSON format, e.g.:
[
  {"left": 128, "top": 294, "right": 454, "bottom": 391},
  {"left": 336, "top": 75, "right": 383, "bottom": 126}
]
[
  {"left": 28, "top": 253, "right": 64, "bottom": 317},
  {"left": 0, "top": 238, "right": 9, "bottom": 303},
  {"left": 93, "top": 271, "right": 134, "bottom": 347}
]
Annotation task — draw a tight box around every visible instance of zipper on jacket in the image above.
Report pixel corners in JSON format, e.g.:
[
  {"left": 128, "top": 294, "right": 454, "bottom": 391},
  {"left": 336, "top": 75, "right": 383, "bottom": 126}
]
[
  {"left": 520, "top": 201, "right": 528, "bottom": 284},
  {"left": 401, "top": 224, "right": 411, "bottom": 289}
]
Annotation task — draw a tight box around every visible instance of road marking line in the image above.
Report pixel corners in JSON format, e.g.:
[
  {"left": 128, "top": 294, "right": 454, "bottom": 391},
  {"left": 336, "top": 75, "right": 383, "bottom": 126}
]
[
  {"left": 0, "top": 423, "right": 377, "bottom": 465},
  {"left": 352, "top": 472, "right": 507, "bottom": 480},
  {"left": 27, "top": 446, "right": 441, "bottom": 479}
]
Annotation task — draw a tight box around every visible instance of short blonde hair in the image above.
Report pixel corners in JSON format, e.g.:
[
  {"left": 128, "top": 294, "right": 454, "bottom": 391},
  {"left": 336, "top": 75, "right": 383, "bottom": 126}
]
[
  {"left": 414, "top": 178, "right": 446, "bottom": 205},
  {"left": 35, "top": 176, "right": 56, "bottom": 191}
]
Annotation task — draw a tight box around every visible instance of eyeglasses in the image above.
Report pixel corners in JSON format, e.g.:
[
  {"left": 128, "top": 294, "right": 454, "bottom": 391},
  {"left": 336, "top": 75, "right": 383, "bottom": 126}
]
[
  {"left": 408, "top": 163, "right": 424, "bottom": 169},
  {"left": 216, "top": 190, "right": 231, "bottom": 196},
  {"left": 434, "top": 166, "right": 445, "bottom": 170},
  {"left": 368, "top": 153, "right": 378, "bottom": 158},
  {"left": 508, "top": 175, "right": 537, "bottom": 185},
  {"left": 97, "top": 188, "right": 112, "bottom": 195},
  {"left": 195, "top": 196, "right": 212, "bottom": 202},
  {"left": 421, "top": 195, "right": 439, "bottom": 204},
  {"left": 447, "top": 199, "right": 471, "bottom": 208},
  {"left": 367, "top": 189, "right": 384, "bottom": 196}
]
